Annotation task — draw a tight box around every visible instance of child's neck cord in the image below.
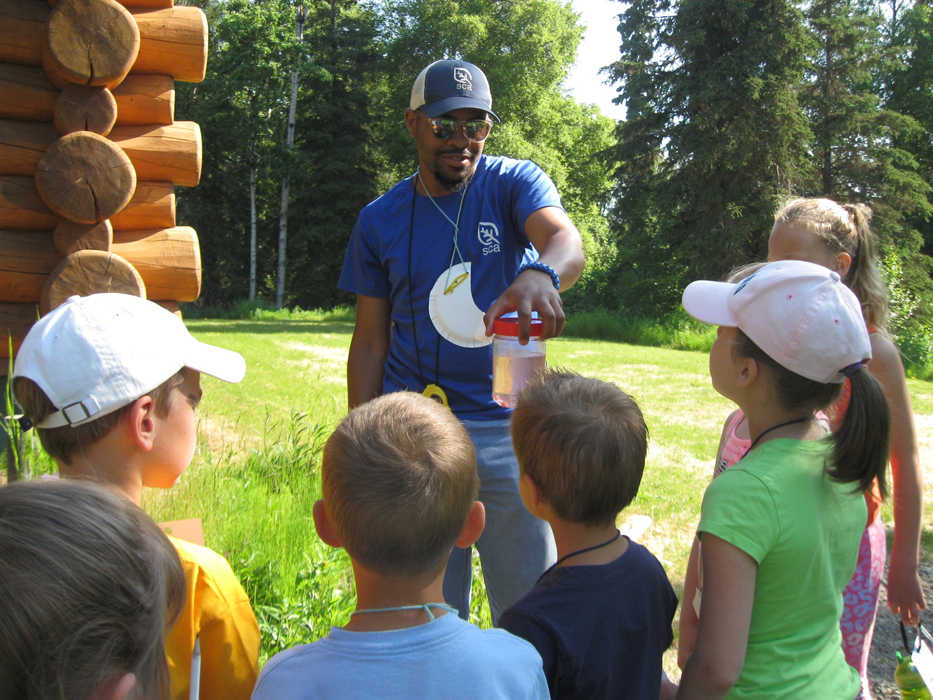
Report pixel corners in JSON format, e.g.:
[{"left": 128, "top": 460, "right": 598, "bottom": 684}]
[
  {"left": 537, "top": 529, "right": 621, "bottom": 582},
  {"left": 350, "top": 602, "right": 458, "bottom": 621},
  {"left": 742, "top": 416, "right": 811, "bottom": 459}
]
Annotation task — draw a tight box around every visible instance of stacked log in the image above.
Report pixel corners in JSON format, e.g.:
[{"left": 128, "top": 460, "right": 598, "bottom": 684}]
[{"left": 0, "top": 0, "right": 207, "bottom": 360}]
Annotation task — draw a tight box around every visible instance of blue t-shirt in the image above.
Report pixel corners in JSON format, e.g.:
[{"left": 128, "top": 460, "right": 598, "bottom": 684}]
[
  {"left": 499, "top": 539, "right": 678, "bottom": 699},
  {"left": 252, "top": 612, "right": 550, "bottom": 699},
  {"left": 338, "top": 155, "right": 563, "bottom": 419}
]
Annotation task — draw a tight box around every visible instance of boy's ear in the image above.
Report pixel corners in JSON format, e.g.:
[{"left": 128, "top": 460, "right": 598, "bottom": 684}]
[
  {"left": 125, "top": 395, "right": 156, "bottom": 452},
  {"left": 455, "top": 501, "right": 485, "bottom": 549},
  {"left": 93, "top": 673, "right": 136, "bottom": 700},
  {"left": 520, "top": 472, "right": 544, "bottom": 508},
  {"left": 313, "top": 500, "right": 342, "bottom": 548}
]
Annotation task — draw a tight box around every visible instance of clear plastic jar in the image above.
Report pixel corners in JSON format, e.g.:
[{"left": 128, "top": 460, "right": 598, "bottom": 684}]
[{"left": 492, "top": 315, "right": 546, "bottom": 408}]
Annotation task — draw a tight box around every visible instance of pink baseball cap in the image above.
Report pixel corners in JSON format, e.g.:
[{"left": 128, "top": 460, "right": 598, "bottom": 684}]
[
  {"left": 682, "top": 259, "right": 871, "bottom": 384},
  {"left": 13, "top": 293, "right": 246, "bottom": 428}
]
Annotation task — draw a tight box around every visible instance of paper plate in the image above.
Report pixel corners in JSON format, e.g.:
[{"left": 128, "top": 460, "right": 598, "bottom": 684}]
[{"left": 428, "top": 261, "right": 491, "bottom": 348}]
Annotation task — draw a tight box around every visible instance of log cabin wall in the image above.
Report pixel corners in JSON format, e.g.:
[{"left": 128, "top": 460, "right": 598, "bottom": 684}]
[{"left": 0, "top": 0, "right": 207, "bottom": 361}]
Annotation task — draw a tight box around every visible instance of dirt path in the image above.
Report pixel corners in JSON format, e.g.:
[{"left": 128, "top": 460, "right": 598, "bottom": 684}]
[{"left": 868, "top": 557, "right": 933, "bottom": 698}]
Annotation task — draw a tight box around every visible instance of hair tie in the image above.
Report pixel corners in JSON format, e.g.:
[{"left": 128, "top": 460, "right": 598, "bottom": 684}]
[
  {"left": 842, "top": 361, "right": 865, "bottom": 378},
  {"left": 16, "top": 415, "right": 32, "bottom": 432}
]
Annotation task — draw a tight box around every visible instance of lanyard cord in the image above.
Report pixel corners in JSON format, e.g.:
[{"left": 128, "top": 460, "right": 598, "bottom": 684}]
[
  {"left": 417, "top": 170, "right": 470, "bottom": 290},
  {"left": 407, "top": 175, "right": 471, "bottom": 389},
  {"left": 350, "top": 602, "right": 459, "bottom": 621},
  {"left": 536, "top": 529, "right": 621, "bottom": 583},
  {"left": 741, "top": 416, "right": 811, "bottom": 459}
]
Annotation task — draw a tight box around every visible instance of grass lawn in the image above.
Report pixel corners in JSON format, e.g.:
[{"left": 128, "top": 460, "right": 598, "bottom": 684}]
[{"left": 138, "top": 317, "right": 933, "bottom": 671}]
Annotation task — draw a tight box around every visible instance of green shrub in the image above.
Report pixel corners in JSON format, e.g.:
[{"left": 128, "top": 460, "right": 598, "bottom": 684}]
[{"left": 564, "top": 309, "right": 715, "bottom": 352}]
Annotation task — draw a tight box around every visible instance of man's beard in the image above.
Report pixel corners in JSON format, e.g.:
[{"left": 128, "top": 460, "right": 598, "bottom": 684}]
[{"left": 431, "top": 151, "right": 477, "bottom": 191}]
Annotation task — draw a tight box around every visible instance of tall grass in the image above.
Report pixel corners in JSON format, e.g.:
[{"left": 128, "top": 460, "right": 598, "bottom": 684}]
[
  {"left": 145, "top": 409, "right": 494, "bottom": 662},
  {"left": 6, "top": 313, "right": 931, "bottom": 671},
  {"left": 145, "top": 411, "right": 356, "bottom": 663}
]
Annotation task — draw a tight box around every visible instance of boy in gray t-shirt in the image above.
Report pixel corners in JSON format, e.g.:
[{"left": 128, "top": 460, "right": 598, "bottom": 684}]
[{"left": 252, "top": 392, "right": 548, "bottom": 699}]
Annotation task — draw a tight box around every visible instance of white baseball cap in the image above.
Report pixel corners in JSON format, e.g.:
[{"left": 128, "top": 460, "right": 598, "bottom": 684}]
[
  {"left": 681, "top": 259, "right": 871, "bottom": 384},
  {"left": 13, "top": 294, "right": 246, "bottom": 428}
]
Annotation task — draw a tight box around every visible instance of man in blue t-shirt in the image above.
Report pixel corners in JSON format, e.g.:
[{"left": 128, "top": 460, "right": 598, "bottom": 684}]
[{"left": 338, "top": 58, "right": 585, "bottom": 622}]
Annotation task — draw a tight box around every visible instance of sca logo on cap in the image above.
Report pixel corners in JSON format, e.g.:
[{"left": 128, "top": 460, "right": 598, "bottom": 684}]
[{"left": 453, "top": 67, "right": 473, "bottom": 91}]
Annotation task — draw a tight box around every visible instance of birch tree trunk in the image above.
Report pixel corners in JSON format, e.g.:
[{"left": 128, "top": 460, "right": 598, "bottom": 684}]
[
  {"left": 249, "top": 164, "right": 257, "bottom": 301},
  {"left": 275, "top": 5, "right": 304, "bottom": 309}
]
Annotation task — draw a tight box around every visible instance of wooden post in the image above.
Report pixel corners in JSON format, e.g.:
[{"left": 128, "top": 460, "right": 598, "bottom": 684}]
[
  {"left": 109, "top": 180, "right": 175, "bottom": 230},
  {"left": 112, "top": 226, "right": 200, "bottom": 301},
  {"left": 0, "top": 227, "right": 199, "bottom": 304},
  {"left": 0, "top": 176, "right": 174, "bottom": 231},
  {"left": 0, "top": 0, "right": 48, "bottom": 67},
  {"left": 0, "top": 176, "right": 58, "bottom": 231},
  {"left": 131, "top": 6, "right": 208, "bottom": 83},
  {"left": 0, "top": 2, "right": 207, "bottom": 85},
  {"left": 0, "top": 119, "right": 201, "bottom": 188},
  {"left": 109, "top": 122, "right": 201, "bottom": 187},
  {"left": 112, "top": 74, "right": 174, "bottom": 125},
  {"left": 0, "top": 64, "right": 174, "bottom": 125}
]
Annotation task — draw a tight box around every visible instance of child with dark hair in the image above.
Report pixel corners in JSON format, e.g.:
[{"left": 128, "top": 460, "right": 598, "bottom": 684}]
[
  {"left": 677, "top": 260, "right": 890, "bottom": 698},
  {"left": 12, "top": 293, "right": 260, "bottom": 700},
  {"left": 499, "top": 368, "right": 678, "bottom": 699},
  {"left": 253, "top": 391, "right": 549, "bottom": 699},
  {"left": 0, "top": 478, "right": 185, "bottom": 700}
]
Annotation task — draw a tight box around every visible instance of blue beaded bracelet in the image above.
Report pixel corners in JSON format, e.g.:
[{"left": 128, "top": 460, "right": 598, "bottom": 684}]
[{"left": 517, "top": 262, "right": 560, "bottom": 291}]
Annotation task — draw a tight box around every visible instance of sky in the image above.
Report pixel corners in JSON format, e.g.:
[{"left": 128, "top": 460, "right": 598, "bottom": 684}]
[{"left": 563, "top": 0, "right": 626, "bottom": 121}]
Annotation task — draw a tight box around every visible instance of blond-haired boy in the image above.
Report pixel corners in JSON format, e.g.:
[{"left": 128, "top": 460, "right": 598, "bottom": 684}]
[
  {"left": 499, "top": 369, "right": 678, "bottom": 699},
  {"left": 12, "top": 293, "right": 260, "bottom": 700},
  {"left": 253, "top": 391, "right": 549, "bottom": 699}
]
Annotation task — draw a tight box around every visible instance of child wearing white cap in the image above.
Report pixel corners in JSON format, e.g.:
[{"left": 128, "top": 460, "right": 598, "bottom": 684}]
[
  {"left": 675, "top": 260, "right": 890, "bottom": 699},
  {"left": 12, "top": 293, "right": 260, "bottom": 700}
]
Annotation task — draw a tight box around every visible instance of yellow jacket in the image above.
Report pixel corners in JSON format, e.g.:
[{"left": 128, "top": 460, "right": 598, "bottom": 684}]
[{"left": 166, "top": 535, "right": 260, "bottom": 700}]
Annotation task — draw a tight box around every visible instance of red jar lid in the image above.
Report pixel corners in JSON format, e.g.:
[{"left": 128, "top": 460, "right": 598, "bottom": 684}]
[{"left": 493, "top": 316, "right": 544, "bottom": 337}]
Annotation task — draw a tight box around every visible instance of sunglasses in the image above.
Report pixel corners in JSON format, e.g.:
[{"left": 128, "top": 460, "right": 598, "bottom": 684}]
[{"left": 426, "top": 116, "right": 493, "bottom": 142}]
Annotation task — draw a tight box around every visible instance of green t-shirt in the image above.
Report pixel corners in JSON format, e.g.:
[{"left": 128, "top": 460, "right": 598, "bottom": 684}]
[{"left": 698, "top": 439, "right": 866, "bottom": 699}]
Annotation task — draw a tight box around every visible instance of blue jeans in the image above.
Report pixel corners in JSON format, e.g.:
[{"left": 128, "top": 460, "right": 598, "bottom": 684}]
[{"left": 442, "top": 418, "right": 556, "bottom": 624}]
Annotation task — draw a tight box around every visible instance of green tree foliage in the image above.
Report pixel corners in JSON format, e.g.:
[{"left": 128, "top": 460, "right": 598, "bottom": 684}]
[
  {"left": 177, "top": 0, "right": 296, "bottom": 305},
  {"left": 286, "top": 1, "right": 381, "bottom": 308},
  {"left": 180, "top": 0, "right": 614, "bottom": 308},
  {"left": 608, "top": 0, "right": 812, "bottom": 314},
  {"left": 803, "top": 0, "right": 932, "bottom": 358},
  {"left": 884, "top": 0, "right": 933, "bottom": 256}
]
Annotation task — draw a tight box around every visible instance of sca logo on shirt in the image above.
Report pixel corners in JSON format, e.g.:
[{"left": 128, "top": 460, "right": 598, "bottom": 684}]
[{"left": 478, "top": 221, "right": 501, "bottom": 256}]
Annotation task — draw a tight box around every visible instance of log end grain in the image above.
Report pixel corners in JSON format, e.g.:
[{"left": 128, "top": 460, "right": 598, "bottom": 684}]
[
  {"left": 36, "top": 131, "right": 137, "bottom": 223},
  {"left": 53, "top": 219, "right": 113, "bottom": 255},
  {"left": 54, "top": 84, "right": 118, "bottom": 135},
  {"left": 46, "top": 0, "right": 140, "bottom": 88},
  {"left": 40, "top": 248, "right": 145, "bottom": 314}
]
